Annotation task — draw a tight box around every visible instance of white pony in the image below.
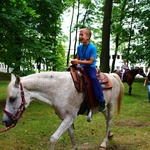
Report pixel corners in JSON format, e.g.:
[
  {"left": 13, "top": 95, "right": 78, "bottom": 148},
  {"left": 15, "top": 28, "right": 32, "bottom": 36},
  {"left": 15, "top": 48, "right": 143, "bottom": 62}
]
[{"left": 2, "top": 71, "right": 124, "bottom": 150}]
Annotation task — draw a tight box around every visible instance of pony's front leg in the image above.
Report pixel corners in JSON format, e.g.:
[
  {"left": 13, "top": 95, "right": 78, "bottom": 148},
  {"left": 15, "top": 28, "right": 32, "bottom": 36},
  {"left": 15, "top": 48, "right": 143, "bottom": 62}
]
[
  {"left": 129, "top": 86, "right": 132, "bottom": 95},
  {"left": 49, "top": 117, "right": 75, "bottom": 150},
  {"left": 68, "top": 124, "right": 77, "bottom": 150}
]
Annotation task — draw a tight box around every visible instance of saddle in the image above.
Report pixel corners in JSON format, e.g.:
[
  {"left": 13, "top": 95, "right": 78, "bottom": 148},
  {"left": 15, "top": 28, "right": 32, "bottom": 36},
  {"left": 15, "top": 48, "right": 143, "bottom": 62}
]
[
  {"left": 68, "top": 65, "right": 113, "bottom": 115},
  {"left": 115, "top": 69, "right": 130, "bottom": 81}
]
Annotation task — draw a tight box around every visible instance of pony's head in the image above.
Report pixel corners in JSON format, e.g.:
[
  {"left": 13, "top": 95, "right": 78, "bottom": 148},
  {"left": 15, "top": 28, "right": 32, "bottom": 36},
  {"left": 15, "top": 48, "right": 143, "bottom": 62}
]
[
  {"left": 138, "top": 67, "right": 146, "bottom": 77},
  {"left": 2, "top": 74, "right": 27, "bottom": 127}
]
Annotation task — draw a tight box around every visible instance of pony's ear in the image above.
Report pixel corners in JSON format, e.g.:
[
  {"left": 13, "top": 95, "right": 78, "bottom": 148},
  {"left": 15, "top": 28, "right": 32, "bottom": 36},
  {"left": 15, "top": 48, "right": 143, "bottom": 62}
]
[
  {"left": 15, "top": 75, "right": 20, "bottom": 87},
  {"left": 11, "top": 74, "right": 16, "bottom": 81},
  {"left": 11, "top": 74, "right": 20, "bottom": 87}
]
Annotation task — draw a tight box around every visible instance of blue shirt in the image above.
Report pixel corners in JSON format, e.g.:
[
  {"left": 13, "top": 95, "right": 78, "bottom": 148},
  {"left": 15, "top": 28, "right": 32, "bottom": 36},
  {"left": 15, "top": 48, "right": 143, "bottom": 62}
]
[{"left": 77, "top": 42, "right": 97, "bottom": 67}]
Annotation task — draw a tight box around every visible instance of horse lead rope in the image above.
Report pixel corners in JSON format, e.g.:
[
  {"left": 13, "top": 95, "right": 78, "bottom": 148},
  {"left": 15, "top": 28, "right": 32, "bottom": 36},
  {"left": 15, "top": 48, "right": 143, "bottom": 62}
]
[
  {"left": 0, "top": 124, "right": 16, "bottom": 133},
  {"left": 0, "top": 82, "right": 27, "bottom": 133}
]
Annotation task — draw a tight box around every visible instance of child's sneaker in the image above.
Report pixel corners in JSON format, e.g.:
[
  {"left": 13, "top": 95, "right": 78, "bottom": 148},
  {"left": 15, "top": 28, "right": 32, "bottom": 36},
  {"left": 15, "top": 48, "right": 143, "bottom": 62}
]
[{"left": 99, "top": 100, "right": 106, "bottom": 112}]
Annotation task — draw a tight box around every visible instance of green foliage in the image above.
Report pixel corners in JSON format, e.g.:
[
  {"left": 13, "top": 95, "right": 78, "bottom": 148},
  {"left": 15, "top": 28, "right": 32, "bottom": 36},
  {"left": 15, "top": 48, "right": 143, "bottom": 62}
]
[
  {"left": 0, "top": 0, "right": 67, "bottom": 75},
  {"left": 111, "top": 0, "right": 150, "bottom": 66},
  {"left": 0, "top": 0, "right": 150, "bottom": 75}
]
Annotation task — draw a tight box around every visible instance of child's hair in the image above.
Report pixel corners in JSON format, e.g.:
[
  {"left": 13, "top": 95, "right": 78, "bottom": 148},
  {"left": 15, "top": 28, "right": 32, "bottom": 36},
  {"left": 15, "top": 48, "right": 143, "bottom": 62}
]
[
  {"left": 123, "top": 59, "right": 127, "bottom": 63},
  {"left": 80, "top": 28, "right": 92, "bottom": 38}
]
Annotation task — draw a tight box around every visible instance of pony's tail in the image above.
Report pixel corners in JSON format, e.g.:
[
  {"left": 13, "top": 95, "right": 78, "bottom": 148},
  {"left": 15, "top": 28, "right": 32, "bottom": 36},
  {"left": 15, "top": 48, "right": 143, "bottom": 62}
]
[{"left": 112, "top": 73, "right": 124, "bottom": 115}]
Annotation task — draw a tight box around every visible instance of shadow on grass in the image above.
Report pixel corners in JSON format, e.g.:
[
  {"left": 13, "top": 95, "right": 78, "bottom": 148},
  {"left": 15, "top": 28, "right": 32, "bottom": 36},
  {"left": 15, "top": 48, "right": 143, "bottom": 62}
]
[
  {"left": 107, "top": 139, "right": 141, "bottom": 150},
  {"left": 77, "top": 140, "right": 140, "bottom": 150}
]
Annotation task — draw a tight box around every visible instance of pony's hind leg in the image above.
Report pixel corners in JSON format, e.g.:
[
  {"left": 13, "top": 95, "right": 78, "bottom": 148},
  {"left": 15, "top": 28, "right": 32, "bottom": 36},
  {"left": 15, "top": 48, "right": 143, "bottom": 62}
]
[
  {"left": 100, "top": 103, "right": 115, "bottom": 149},
  {"left": 68, "top": 124, "right": 77, "bottom": 150}
]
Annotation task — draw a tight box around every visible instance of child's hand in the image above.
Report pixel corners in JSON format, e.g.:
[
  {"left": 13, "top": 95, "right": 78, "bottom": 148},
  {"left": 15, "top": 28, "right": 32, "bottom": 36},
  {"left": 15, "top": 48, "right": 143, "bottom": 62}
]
[{"left": 71, "top": 59, "right": 78, "bottom": 65}]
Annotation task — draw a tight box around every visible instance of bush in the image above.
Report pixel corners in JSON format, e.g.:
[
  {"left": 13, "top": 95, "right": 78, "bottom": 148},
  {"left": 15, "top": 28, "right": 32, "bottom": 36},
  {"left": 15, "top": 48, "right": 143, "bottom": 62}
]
[{"left": 0, "top": 72, "right": 11, "bottom": 80}]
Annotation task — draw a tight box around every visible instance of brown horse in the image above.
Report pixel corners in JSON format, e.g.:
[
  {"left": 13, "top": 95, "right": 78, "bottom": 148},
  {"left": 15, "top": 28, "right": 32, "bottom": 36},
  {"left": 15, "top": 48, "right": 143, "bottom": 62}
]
[{"left": 114, "top": 67, "right": 146, "bottom": 95}]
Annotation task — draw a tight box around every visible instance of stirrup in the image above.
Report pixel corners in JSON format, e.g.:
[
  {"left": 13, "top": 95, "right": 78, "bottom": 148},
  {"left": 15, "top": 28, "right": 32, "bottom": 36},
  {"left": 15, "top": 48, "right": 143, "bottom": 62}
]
[{"left": 87, "top": 109, "right": 92, "bottom": 122}]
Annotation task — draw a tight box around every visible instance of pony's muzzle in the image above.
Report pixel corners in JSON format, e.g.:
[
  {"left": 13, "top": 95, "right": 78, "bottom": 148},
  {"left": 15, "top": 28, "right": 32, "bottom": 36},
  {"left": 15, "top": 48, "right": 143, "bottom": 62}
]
[{"left": 2, "top": 114, "right": 14, "bottom": 127}]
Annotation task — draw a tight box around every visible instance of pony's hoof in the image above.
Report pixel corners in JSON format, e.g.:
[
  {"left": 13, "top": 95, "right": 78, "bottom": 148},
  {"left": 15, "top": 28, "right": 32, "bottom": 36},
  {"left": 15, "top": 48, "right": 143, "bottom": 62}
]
[
  {"left": 108, "top": 132, "right": 114, "bottom": 139},
  {"left": 87, "top": 117, "right": 92, "bottom": 122}
]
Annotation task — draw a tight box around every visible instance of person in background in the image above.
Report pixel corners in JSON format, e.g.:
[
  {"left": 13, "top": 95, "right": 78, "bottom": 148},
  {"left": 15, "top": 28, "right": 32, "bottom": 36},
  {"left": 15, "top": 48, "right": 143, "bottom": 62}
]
[
  {"left": 143, "top": 71, "right": 150, "bottom": 103},
  {"left": 71, "top": 28, "right": 106, "bottom": 112},
  {"left": 121, "top": 59, "right": 128, "bottom": 81}
]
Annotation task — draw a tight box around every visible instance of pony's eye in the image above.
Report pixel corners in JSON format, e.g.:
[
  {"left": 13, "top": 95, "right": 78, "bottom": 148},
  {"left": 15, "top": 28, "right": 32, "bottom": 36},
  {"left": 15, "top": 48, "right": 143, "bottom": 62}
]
[{"left": 9, "top": 97, "right": 16, "bottom": 103}]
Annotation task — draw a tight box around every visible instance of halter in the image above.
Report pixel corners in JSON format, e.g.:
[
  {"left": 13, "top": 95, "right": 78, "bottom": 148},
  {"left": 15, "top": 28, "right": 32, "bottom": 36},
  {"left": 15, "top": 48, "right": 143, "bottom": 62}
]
[{"left": 0, "top": 82, "right": 27, "bottom": 133}]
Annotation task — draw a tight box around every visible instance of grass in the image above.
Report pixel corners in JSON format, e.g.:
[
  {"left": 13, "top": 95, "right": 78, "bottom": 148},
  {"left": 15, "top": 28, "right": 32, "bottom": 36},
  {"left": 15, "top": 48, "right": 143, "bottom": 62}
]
[{"left": 0, "top": 73, "right": 150, "bottom": 150}]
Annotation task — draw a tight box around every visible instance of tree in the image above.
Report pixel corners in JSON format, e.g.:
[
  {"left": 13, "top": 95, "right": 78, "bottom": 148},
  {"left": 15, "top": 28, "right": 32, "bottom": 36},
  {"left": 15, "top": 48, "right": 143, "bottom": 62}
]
[
  {"left": 127, "top": 0, "right": 150, "bottom": 66},
  {"left": 66, "top": 0, "right": 76, "bottom": 67},
  {"left": 111, "top": 0, "right": 127, "bottom": 72},
  {"left": 100, "top": 0, "right": 113, "bottom": 73},
  {"left": 0, "top": 0, "right": 67, "bottom": 75}
]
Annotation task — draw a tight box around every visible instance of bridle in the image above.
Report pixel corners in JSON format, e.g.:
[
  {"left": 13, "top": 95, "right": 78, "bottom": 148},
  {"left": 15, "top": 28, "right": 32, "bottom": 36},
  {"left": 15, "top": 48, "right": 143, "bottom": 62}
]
[{"left": 0, "top": 82, "right": 27, "bottom": 133}]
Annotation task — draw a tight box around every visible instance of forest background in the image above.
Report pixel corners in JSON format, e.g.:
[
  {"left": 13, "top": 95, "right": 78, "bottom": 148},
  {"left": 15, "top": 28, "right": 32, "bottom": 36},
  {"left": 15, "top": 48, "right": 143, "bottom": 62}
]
[{"left": 0, "top": 0, "right": 149, "bottom": 76}]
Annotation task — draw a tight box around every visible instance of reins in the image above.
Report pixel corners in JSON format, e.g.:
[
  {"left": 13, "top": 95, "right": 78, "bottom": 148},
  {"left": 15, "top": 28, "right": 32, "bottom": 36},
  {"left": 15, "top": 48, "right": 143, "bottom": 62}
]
[
  {"left": 0, "top": 82, "right": 27, "bottom": 133},
  {"left": 0, "top": 123, "right": 16, "bottom": 133}
]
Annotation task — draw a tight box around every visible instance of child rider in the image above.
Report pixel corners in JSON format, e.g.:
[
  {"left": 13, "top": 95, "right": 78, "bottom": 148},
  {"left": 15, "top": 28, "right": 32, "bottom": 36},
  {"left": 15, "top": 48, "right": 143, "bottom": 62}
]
[{"left": 71, "top": 28, "right": 106, "bottom": 112}]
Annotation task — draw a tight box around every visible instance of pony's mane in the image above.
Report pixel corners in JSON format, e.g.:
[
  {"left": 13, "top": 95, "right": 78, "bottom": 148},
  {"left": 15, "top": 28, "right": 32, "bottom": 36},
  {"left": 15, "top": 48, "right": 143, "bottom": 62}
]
[
  {"left": 130, "top": 68, "right": 139, "bottom": 73},
  {"left": 22, "top": 72, "right": 70, "bottom": 80}
]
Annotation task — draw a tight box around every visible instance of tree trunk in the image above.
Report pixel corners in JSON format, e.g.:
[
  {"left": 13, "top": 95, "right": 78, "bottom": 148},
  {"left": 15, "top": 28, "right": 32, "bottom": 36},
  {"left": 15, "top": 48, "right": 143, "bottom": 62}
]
[
  {"left": 111, "top": 35, "right": 119, "bottom": 72},
  {"left": 73, "top": 0, "right": 80, "bottom": 58},
  {"left": 111, "top": 0, "right": 127, "bottom": 72},
  {"left": 66, "top": 1, "right": 75, "bottom": 67},
  {"left": 100, "top": 0, "right": 113, "bottom": 73},
  {"left": 127, "top": 0, "right": 136, "bottom": 64}
]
